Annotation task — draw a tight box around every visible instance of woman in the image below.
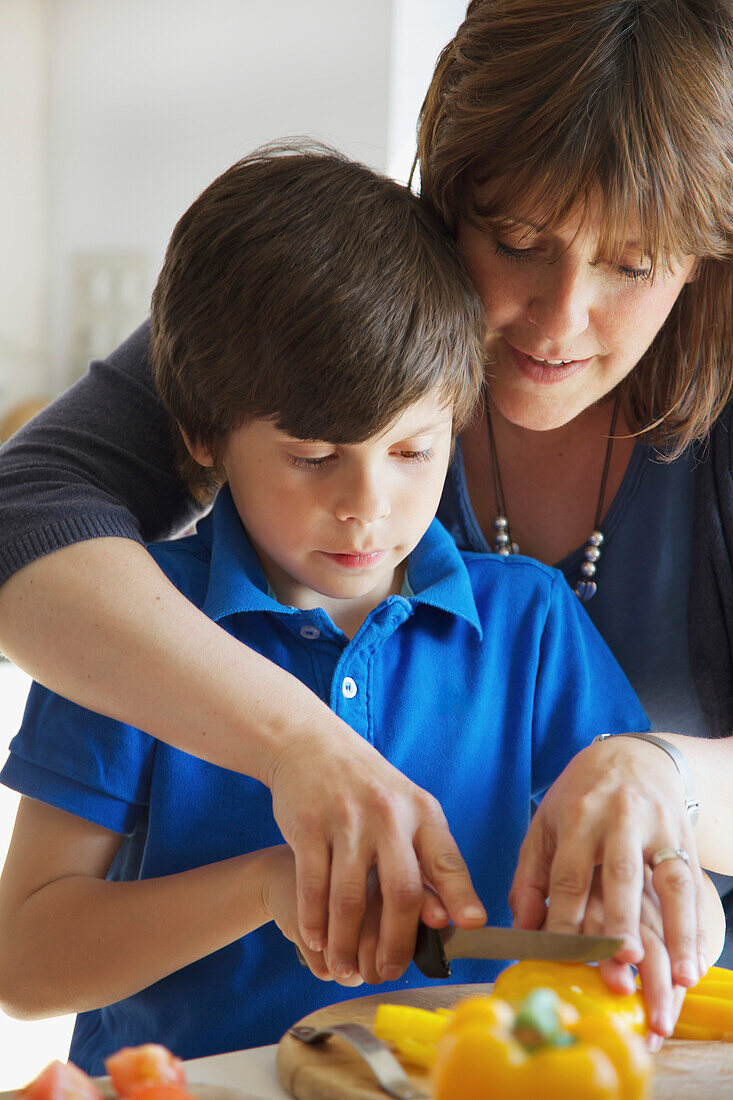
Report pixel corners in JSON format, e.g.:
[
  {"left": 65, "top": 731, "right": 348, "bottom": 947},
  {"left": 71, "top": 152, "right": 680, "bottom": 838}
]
[{"left": 1, "top": 0, "right": 731, "bottom": 1039}]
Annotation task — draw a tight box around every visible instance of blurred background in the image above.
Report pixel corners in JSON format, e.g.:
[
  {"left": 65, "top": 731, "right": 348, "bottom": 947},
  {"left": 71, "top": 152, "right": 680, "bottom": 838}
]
[{"left": 0, "top": 0, "right": 467, "bottom": 1088}]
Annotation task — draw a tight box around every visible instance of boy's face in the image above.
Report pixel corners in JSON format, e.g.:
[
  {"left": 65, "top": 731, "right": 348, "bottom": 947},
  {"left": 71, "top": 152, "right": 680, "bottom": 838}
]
[{"left": 193, "top": 390, "right": 454, "bottom": 631}]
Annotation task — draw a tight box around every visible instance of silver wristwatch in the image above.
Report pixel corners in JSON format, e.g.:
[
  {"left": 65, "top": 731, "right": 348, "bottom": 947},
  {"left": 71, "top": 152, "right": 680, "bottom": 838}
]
[{"left": 593, "top": 731, "right": 699, "bottom": 826}]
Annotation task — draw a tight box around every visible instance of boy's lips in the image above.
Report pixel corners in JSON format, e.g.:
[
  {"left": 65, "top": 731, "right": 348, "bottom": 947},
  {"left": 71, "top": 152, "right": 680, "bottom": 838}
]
[
  {"left": 504, "top": 339, "right": 593, "bottom": 384},
  {"left": 320, "top": 549, "right": 389, "bottom": 569}
]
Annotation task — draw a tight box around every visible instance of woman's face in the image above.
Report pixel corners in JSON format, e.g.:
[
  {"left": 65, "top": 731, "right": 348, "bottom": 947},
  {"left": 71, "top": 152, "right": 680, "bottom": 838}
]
[{"left": 456, "top": 187, "right": 698, "bottom": 431}]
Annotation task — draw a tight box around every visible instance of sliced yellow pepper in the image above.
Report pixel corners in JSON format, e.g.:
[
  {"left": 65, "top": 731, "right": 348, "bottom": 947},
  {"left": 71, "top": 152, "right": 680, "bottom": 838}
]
[{"left": 494, "top": 960, "right": 648, "bottom": 1035}]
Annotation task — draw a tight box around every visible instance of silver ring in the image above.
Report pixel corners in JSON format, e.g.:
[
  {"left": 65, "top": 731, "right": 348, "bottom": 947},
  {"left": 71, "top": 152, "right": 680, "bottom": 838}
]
[{"left": 650, "top": 847, "right": 692, "bottom": 870}]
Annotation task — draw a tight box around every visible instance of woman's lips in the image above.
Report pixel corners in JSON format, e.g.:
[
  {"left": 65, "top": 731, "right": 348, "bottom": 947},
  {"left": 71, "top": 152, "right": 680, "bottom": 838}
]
[
  {"left": 320, "top": 550, "right": 389, "bottom": 569},
  {"left": 504, "top": 339, "right": 592, "bottom": 384}
]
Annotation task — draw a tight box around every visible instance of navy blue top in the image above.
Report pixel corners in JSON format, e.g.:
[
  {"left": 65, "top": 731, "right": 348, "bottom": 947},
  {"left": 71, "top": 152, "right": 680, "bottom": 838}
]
[
  {"left": 1, "top": 487, "right": 648, "bottom": 1073},
  {"left": 439, "top": 438, "right": 706, "bottom": 738}
]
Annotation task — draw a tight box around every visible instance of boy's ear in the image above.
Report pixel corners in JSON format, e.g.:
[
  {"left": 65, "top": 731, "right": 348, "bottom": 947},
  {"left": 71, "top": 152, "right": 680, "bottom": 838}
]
[{"left": 178, "top": 425, "right": 215, "bottom": 468}]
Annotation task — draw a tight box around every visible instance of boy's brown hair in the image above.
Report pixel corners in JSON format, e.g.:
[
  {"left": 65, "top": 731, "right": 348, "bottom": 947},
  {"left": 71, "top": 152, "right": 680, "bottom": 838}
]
[
  {"left": 151, "top": 141, "right": 485, "bottom": 499},
  {"left": 417, "top": 0, "right": 733, "bottom": 456}
]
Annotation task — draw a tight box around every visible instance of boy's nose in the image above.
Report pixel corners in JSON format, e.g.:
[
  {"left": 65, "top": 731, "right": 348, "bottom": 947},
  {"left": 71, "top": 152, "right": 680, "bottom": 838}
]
[
  {"left": 526, "top": 259, "right": 591, "bottom": 344},
  {"left": 334, "top": 467, "right": 391, "bottom": 525}
]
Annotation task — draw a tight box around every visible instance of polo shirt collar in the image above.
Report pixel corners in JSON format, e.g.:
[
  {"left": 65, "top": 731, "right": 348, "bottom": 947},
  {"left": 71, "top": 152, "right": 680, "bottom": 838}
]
[{"left": 198, "top": 487, "right": 482, "bottom": 634}]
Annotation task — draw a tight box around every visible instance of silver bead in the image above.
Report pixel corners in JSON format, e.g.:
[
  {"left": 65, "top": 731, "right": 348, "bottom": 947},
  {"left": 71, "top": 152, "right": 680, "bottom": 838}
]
[
  {"left": 589, "top": 530, "right": 604, "bottom": 546},
  {"left": 497, "top": 545, "right": 511, "bottom": 556},
  {"left": 584, "top": 545, "right": 601, "bottom": 562},
  {"left": 495, "top": 530, "right": 510, "bottom": 546},
  {"left": 575, "top": 579, "right": 597, "bottom": 602},
  {"left": 580, "top": 560, "right": 597, "bottom": 578},
  {"left": 511, "top": 542, "right": 520, "bottom": 555},
  {"left": 494, "top": 516, "right": 508, "bottom": 530}
]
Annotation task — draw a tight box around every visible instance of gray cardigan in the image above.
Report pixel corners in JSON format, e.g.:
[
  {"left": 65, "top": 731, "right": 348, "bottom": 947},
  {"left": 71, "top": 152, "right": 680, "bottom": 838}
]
[{"left": 1, "top": 319, "right": 732, "bottom": 737}]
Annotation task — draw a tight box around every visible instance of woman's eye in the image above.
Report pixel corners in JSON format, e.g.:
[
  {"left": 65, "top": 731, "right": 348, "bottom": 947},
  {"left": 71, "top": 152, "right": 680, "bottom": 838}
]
[
  {"left": 618, "top": 264, "right": 652, "bottom": 283},
  {"left": 398, "top": 448, "right": 434, "bottom": 463},
  {"left": 494, "top": 240, "right": 535, "bottom": 263}
]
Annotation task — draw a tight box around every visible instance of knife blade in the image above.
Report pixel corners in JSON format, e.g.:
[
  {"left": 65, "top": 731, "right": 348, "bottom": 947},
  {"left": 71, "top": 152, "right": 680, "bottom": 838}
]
[{"left": 413, "top": 922, "right": 624, "bottom": 979}]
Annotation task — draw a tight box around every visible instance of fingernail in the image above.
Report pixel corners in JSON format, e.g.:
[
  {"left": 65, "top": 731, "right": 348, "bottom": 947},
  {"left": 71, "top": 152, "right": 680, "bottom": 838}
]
[
  {"left": 308, "top": 938, "right": 326, "bottom": 952},
  {"left": 647, "top": 1033, "right": 664, "bottom": 1054},
  {"left": 461, "top": 905, "right": 485, "bottom": 922},
  {"left": 334, "top": 964, "right": 354, "bottom": 979},
  {"left": 380, "top": 964, "right": 403, "bottom": 982},
  {"left": 432, "top": 906, "right": 449, "bottom": 922},
  {"left": 677, "top": 958, "right": 699, "bottom": 986},
  {"left": 699, "top": 953, "right": 709, "bottom": 979},
  {"left": 657, "top": 1013, "right": 674, "bottom": 1036}
]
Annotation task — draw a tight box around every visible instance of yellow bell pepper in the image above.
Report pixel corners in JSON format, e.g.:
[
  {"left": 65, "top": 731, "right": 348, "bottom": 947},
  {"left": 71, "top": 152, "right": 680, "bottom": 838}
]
[
  {"left": 494, "top": 960, "right": 648, "bottom": 1035},
  {"left": 375, "top": 985, "right": 651, "bottom": 1099},
  {"left": 669, "top": 965, "right": 733, "bottom": 1041},
  {"left": 432, "top": 989, "right": 651, "bottom": 1100}
]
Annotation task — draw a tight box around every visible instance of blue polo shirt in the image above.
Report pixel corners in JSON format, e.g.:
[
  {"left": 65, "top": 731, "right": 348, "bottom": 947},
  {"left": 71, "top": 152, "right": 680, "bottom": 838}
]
[{"left": 1, "top": 487, "right": 648, "bottom": 1073}]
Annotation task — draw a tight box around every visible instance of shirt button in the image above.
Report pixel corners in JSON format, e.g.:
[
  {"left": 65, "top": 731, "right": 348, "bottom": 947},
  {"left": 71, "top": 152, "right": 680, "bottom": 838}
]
[
  {"left": 299, "top": 625, "right": 321, "bottom": 640},
  {"left": 341, "top": 677, "right": 358, "bottom": 699}
]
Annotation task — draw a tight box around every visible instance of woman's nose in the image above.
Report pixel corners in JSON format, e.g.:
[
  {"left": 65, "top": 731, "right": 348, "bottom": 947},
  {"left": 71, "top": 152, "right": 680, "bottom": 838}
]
[{"left": 526, "top": 259, "right": 591, "bottom": 344}]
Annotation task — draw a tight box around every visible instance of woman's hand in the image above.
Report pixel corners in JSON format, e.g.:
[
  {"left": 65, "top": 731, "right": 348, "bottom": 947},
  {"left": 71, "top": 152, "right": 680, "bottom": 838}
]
[
  {"left": 268, "top": 734, "right": 485, "bottom": 983},
  {"left": 579, "top": 866, "right": 686, "bottom": 1047},
  {"left": 509, "top": 736, "right": 705, "bottom": 1007}
]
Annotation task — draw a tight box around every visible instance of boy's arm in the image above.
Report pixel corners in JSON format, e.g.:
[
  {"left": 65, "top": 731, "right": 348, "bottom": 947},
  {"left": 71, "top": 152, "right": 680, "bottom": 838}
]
[{"left": 0, "top": 797, "right": 322, "bottom": 1018}]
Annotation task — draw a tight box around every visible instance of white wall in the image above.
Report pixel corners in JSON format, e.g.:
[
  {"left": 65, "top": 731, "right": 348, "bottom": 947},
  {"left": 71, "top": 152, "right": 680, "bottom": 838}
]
[
  {"left": 387, "top": 0, "right": 467, "bottom": 184},
  {"left": 46, "top": 0, "right": 392, "bottom": 390},
  {"left": 0, "top": 0, "right": 49, "bottom": 414}
]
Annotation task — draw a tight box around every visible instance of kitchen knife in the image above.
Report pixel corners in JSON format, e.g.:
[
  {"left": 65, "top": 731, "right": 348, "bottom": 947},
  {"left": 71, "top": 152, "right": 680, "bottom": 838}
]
[
  {"left": 413, "top": 922, "right": 624, "bottom": 978},
  {"left": 295, "top": 923, "right": 623, "bottom": 979}
]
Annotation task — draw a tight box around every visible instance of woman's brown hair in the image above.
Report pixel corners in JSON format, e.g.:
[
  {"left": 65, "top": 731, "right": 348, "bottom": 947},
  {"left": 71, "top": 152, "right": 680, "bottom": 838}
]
[
  {"left": 417, "top": 0, "right": 733, "bottom": 454},
  {"left": 152, "top": 141, "right": 484, "bottom": 500}
]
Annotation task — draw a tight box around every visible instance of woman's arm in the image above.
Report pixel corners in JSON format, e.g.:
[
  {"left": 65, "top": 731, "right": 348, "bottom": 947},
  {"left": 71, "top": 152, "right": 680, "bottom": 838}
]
[{"left": 0, "top": 798, "right": 328, "bottom": 1017}]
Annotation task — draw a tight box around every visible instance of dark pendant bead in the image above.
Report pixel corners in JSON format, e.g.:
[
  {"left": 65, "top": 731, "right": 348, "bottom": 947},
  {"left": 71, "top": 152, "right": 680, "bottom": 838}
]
[{"left": 574, "top": 579, "right": 598, "bottom": 602}]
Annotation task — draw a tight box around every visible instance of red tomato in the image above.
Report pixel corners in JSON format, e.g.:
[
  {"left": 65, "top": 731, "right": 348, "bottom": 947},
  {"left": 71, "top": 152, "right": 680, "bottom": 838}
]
[
  {"left": 104, "top": 1046, "right": 185, "bottom": 1098},
  {"left": 126, "top": 1088, "right": 194, "bottom": 1100},
  {"left": 18, "top": 1060, "right": 102, "bottom": 1100}
]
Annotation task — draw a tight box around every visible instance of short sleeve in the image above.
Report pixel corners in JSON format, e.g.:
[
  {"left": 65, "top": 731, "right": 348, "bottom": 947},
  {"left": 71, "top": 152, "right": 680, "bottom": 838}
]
[
  {"left": 531, "top": 573, "right": 650, "bottom": 799},
  {"left": 1, "top": 682, "right": 156, "bottom": 835}
]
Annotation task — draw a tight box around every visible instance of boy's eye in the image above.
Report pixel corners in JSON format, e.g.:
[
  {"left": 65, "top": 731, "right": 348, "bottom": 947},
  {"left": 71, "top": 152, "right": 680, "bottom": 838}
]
[
  {"left": 397, "top": 448, "right": 434, "bottom": 463},
  {"left": 287, "top": 454, "right": 334, "bottom": 469}
]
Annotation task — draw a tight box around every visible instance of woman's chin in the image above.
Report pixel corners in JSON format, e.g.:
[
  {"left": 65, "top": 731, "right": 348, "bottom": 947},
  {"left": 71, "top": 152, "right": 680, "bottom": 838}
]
[{"left": 487, "top": 386, "right": 589, "bottom": 433}]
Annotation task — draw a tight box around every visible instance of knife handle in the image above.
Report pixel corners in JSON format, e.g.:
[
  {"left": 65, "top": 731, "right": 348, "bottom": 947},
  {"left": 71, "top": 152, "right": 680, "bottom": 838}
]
[
  {"left": 295, "top": 924, "right": 452, "bottom": 980},
  {"left": 413, "top": 922, "right": 451, "bottom": 979}
]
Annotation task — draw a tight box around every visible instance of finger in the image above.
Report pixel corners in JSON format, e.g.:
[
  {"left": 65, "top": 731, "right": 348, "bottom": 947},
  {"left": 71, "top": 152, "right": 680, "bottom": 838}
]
[
  {"left": 420, "top": 887, "right": 450, "bottom": 928},
  {"left": 324, "top": 838, "right": 369, "bottom": 981},
  {"left": 416, "top": 817, "right": 486, "bottom": 929},
  {"left": 356, "top": 882, "right": 384, "bottom": 985},
  {"left": 599, "top": 827, "right": 645, "bottom": 962},
  {"left": 374, "top": 833, "right": 425, "bottom": 982},
  {"left": 634, "top": 922, "right": 675, "bottom": 1037},
  {"left": 296, "top": 941, "right": 335, "bottom": 983},
  {"left": 650, "top": 841, "right": 700, "bottom": 988},
  {"left": 509, "top": 817, "right": 553, "bottom": 930},
  {"left": 293, "top": 833, "right": 331, "bottom": 953},
  {"left": 543, "top": 825, "right": 599, "bottom": 935},
  {"left": 581, "top": 882, "right": 637, "bottom": 995}
]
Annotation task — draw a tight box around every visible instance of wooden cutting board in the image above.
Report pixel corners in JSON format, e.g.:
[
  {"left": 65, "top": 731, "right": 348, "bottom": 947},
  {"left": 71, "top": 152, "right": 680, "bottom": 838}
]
[{"left": 276, "top": 984, "right": 733, "bottom": 1100}]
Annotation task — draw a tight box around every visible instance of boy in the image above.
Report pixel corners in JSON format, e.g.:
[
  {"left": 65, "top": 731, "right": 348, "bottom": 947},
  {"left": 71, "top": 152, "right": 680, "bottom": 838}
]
[{"left": 0, "top": 144, "right": 649, "bottom": 1072}]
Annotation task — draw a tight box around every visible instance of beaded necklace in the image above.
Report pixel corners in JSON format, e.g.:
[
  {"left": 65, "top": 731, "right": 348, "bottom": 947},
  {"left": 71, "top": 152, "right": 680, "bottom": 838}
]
[{"left": 484, "top": 391, "right": 621, "bottom": 603}]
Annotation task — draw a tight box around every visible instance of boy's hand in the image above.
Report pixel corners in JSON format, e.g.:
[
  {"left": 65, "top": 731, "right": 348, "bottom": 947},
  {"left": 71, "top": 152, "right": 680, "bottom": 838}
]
[
  {"left": 268, "top": 730, "right": 485, "bottom": 982},
  {"left": 261, "top": 845, "right": 364, "bottom": 987}
]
